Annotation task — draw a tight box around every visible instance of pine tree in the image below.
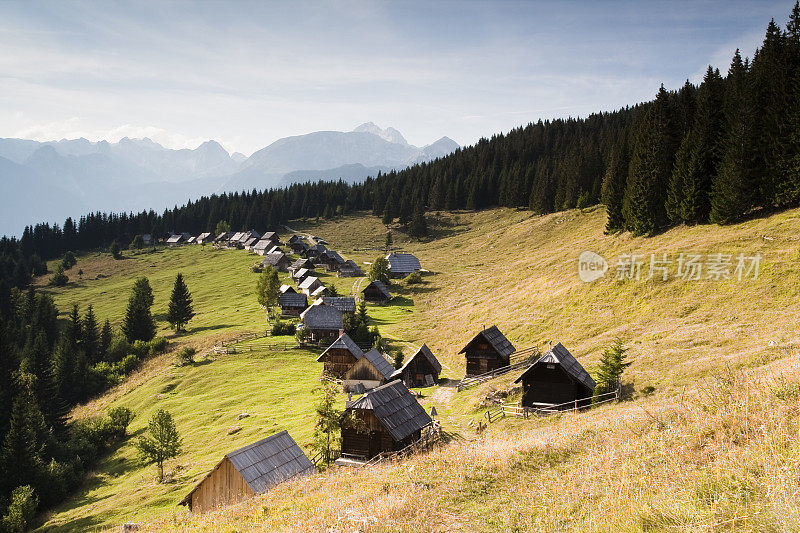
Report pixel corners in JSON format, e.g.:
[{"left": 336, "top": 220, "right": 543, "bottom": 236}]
[
  {"left": 122, "top": 278, "right": 157, "bottom": 343},
  {"left": 711, "top": 50, "right": 758, "bottom": 223},
  {"left": 1, "top": 385, "right": 48, "bottom": 496},
  {"left": 623, "top": 86, "right": 678, "bottom": 235},
  {"left": 409, "top": 210, "right": 428, "bottom": 238},
  {"left": 603, "top": 135, "right": 629, "bottom": 233},
  {"left": 99, "top": 319, "right": 113, "bottom": 361},
  {"left": 82, "top": 304, "right": 99, "bottom": 363},
  {"left": 166, "top": 274, "right": 195, "bottom": 333},
  {"left": 593, "top": 339, "right": 631, "bottom": 398},
  {"left": 666, "top": 131, "right": 694, "bottom": 223}
]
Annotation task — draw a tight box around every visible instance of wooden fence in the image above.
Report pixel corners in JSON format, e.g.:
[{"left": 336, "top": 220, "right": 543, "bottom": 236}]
[
  {"left": 360, "top": 421, "right": 442, "bottom": 468},
  {"left": 483, "top": 389, "right": 621, "bottom": 422},
  {"left": 456, "top": 346, "right": 539, "bottom": 391}
]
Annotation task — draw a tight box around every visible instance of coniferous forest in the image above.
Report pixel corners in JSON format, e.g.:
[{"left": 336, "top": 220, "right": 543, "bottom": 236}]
[{"left": 0, "top": 5, "right": 800, "bottom": 526}]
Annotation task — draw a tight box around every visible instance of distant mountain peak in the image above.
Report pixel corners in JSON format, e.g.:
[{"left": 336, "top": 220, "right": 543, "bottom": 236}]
[{"left": 352, "top": 122, "right": 408, "bottom": 145}]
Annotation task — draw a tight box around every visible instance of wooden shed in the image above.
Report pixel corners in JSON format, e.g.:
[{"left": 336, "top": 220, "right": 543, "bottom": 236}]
[
  {"left": 514, "top": 343, "right": 596, "bottom": 410},
  {"left": 300, "top": 303, "right": 343, "bottom": 342},
  {"left": 278, "top": 292, "right": 308, "bottom": 317},
  {"left": 289, "top": 257, "right": 314, "bottom": 275},
  {"left": 316, "top": 332, "right": 363, "bottom": 378},
  {"left": 459, "top": 325, "right": 516, "bottom": 376},
  {"left": 261, "top": 251, "right": 289, "bottom": 271},
  {"left": 361, "top": 280, "right": 392, "bottom": 303},
  {"left": 298, "top": 275, "right": 323, "bottom": 296},
  {"left": 179, "top": 431, "right": 314, "bottom": 513},
  {"left": 340, "top": 380, "right": 432, "bottom": 462},
  {"left": 321, "top": 296, "right": 356, "bottom": 315},
  {"left": 385, "top": 252, "right": 421, "bottom": 278},
  {"left": 391, "top": 343, "right": 441, "bottom": 387},
  {"left": 343, "top": 348, "right": 395, "bottom": 392}
]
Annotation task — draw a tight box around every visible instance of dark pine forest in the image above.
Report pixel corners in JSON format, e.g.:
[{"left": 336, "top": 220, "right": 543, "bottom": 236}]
[{"left": 0, "top": 5, "right": 800, "bottom": 527}]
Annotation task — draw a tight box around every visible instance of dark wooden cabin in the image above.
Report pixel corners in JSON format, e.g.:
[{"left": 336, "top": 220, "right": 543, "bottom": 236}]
[
  {"left": 459, "top": 325, "right": 516, "bottom": 376},
  {"left": 316, "top": 332, "right": 363, "bottom": 377},
  {"left": 514, "top": 343, "right": 596, "bottom": 409},
  {"left": 343, "top": 348, "right": 395, "bottom": 392},
  {"left": 288, "top": 257, "right": 314, "bottom": 275},
  {"left": 361, "top": 280, "right": 392, "bottom": 303},
  {"left": 278, "top": 292, "right": 308, "bottom": 317},
  {"left": 179, "top": 431, "right": 314, "bottom": 513},
  {"left": 340, "top": 380, "right": 432, "bottom": 461},
  {"left": 321, "top": 296, "right": 356, "bottom": 315},
  {"left": 300, "top": 303, "right": 343, "bottom": 342},
  {"left": 385, "top": 252, "right": 421, "bottom": 278},
  {"left": 391, "top": 343, "right": 441, "bottom": 387}
]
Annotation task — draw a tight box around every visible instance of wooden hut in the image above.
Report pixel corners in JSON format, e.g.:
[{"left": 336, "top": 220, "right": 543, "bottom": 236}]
[
  {"left": 459, "top": 325, "right": 516, "bottom": 376},
  {"left": 339, "top": 380, "right": 432, "bottom": 462},
  {"left": 298, "top": 275, "right": 323, "bottom": 296},
  {"left": 279, "top": 292, "right": 308, "bottom": 317},
  {"left": 289, "top": 257, "right": 314, "bottom": 275},
  {"left": 179, "top": 431, "right": 314, "bottom": 513},
  {"left": 292, "top": 267, "right": 314, "bottom": 284},
  {"left": 343, "top": 348, "right": 395, "bottom": 392},
  {"left": 338, "top": 260, "right": 363, "bottom": 277},
  {"left": 391, "top": 343, "right": 441, "bottom": 387},
  {"left": 300, "top": 303, "right": 343, "bottom": 342},
  {"left": 279, "top": 284, "right": 297, "bottom": 294},
  {"left": 321, "top": 296, "right": 356, "bottom": 315},
  {"left": 361, "top": 280, "right": 392, "bottom": 303},
  {"left": 261, "top": 251, "right": 289, "bottom": 271},
  {"left": 385, "top": 252, "right": 421, "bottom": 278},
  {"left": 196, "top": 232, "right": 213, "bottom": 245},
  {"left": 514, "top": 343, "right": 595, "bottom": 410},
  {"left": 316, "top": 332, "right": 363, "bottom": 378}
]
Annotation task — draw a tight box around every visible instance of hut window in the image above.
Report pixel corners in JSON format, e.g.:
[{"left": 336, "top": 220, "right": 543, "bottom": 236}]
[{"left": 546, "top": 363, "right": 556, "bottom": 369}]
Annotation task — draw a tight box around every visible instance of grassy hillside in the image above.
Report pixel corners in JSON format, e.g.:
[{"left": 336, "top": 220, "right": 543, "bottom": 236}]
[{"left": 36, "top": 206, "right": 800, "bottom": 531}]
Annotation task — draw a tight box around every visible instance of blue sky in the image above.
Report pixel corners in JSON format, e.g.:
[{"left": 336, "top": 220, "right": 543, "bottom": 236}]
[{"left": 0, "top": 0, "right": 790, "bottom": 155}]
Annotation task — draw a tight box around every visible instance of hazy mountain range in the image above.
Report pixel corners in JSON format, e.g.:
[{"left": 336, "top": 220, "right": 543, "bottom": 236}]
[{"left": 0, "top": 123, "right": 458, "bottom": 236}]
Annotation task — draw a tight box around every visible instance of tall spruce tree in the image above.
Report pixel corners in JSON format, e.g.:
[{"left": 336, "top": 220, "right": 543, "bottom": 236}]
[
  {"left": 122, "top": 277, "right": 157, "bottom": 343},
  {"left": 166, "top": 274, "right": 195, "bottom": 333},
  {"left": 82, "top": 305, "right": 99, "bottom": 363},
  {"left": 602, "top": 135, "right": 629, "bottom": 233},
  {"left": 711, "top": 51, "right": 758, "bottom": 223},
  {"left": 624, "top": 86, "right": 678, "bottom": 235}
]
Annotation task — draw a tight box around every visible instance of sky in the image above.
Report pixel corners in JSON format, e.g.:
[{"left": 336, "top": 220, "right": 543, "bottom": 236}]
[{"left": 0, "top": 0, "right": 791, "bottom": 156}]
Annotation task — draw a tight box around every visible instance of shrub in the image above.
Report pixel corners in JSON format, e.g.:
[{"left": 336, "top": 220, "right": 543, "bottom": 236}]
[
  {"left": 176, "top": 346, "right": 196, "bottom": 366},
  {"left": 109, "top": 240, "right": 122, "bottom": 259},
  {"left": 107, "top": 336, "right": 132, "bottom": 363},
  {"left": 2, "top": 485, "right": 38, "bottom": 533},
  {"left": 271, "top": 321, "right": 297, "bottom": 336},
  {"left": 119, "top": 353, "right": 140, "bottom": 374},
  {"left": 149, "top": 336, "right": 168, "bottom": 354},
  {"left": 49, "top": 265, "right": 69, "bottom": 286},
  {"left": 393, "top": 350, "right": 405, "bottom": 369},
  {"left": 107, "top": 406, "right": 134, "bottom": 439},
  {"left": 404, "top": 271, "right": 423, "bottom": 284},
  {"left": 62, "top": 251, "right": 77, "bottom": 269}
]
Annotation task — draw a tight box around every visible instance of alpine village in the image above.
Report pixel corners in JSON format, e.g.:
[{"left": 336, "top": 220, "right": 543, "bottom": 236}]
[{"left": 2, "top": 3, "right": 800, "bottom": 532}]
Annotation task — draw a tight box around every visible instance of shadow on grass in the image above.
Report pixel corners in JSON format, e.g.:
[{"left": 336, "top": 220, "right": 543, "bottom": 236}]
[
  {"left": 392, "top": 285, "right": 438, "bottom": 296},
  {"left": 188, "top": 324, "right": 235, "bottom": 334}
]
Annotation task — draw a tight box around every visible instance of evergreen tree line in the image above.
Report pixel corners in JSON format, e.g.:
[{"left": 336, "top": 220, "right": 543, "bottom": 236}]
[{"left": 0, "top": 275, "right": 170, "bottom": 529}]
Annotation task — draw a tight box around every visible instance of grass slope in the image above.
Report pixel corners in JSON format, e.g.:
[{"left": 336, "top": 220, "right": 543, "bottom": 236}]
[{"left": 37, "top": 206, "right": 800, "bottom": 531}]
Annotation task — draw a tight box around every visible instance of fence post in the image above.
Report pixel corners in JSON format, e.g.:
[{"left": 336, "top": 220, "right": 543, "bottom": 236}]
[{"left": 573, "top": 399, "right": 577, "bottom": 411}]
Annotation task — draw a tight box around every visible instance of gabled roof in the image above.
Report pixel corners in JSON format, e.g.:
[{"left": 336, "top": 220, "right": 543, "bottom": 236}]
[
  {"left": 298, "top": 276, "right": 321, "bottom": 290},
  {"left": 322, "top": 251, "right": 345, "bottom": 264},
  {"left": 360, "top": 348, "right": 396, "bottom": 380},
  {"left": 253, "top": 239, "right": 272, "bottom": 251},
  {"left": 317, "top": 332, "right": 363, "bottom": 362},
  {"left": 243, "top": 237, "right": 258, "bottom": 247},
  {"left": 311, "top": 286, "right": 328, "bottom": 297},
  {"left": 279, "top": 284, "right": 296, "bottom": 294},
  {"left": 362, "top": 280, "right": 391, "bottom": 299},
  {"left": 180, "top": 431, "right": 314, "bottom": 505},
  {"left": 290, "top": 258, "right": 313, "bottom": 270},
  {"left": 514, "top": 343, "right": 596, "bottom": 390},
  {"left": 279, "top": 292, "right": 307, "bottom": 308},
  {"left": 385, "top": 252, "right": 421, "bottom": 273},
  {"left": 393, "top": 343, "right": 442, "bottom": 377},
  {"left": 166, "top": 234, "right": 183, "bottom": 243},
  {"left": 346, "top": 380, "right": 432, "bottom": 442},
  {"left": 242, "top": 229, "right": 261, "bottom": 241},
  {"left": 458, "top": 325, "right": 515, "bottom": 357},
  {"left": 262, "top": 231, "right": 278, "bottom": 241},
  {"left": 197, "top": 232, "right": 212, "bottom": 241},
  {"left": 288, "top": 235, "right": 303, "bottom": 243},
  {"left": 300, "top": 304, "right": 343, "bottom": 330},
  {"left": 215, "top": 231, "right": 233, "bottom": 241},
  {"left": 321, "top": 296, "right": 356, "bottom": 314},
  {"left": 230, "top": 231, "right": 245, "bottom": 242},
  {"left": 261, "top": 251, "right": 287, "bottom": 266}
]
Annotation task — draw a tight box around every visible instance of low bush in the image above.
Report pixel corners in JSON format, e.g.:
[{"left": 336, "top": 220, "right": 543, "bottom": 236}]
[
  {"left": 176, "top": 347, "right": 196, "bottom": 366},
  {"left": 404, "top": 271, "right": 423, "bottom": 284},
  {"left": 272, "top": 320, "right": 297, "bottom": 336}
]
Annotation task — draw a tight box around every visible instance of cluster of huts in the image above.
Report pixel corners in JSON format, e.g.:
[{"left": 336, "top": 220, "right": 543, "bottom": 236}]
[{"left": 177, "top": 230, "right": 597, "bottom": 516}]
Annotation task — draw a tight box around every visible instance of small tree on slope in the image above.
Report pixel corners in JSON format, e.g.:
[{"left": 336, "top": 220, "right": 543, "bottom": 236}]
[
  {"left": 137, "top": 409, "right": 182, "bottom": 482},
  {"left": 167, "top": 273, "right": 195, "bottom": 333},
  {"left": 594, "top": 338, "right": 631, "bottom": 399}
]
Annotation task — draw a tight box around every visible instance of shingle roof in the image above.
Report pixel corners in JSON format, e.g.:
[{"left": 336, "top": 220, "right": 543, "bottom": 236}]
[
  {"left": 262, "top": 231, "right": 278, "bottom": 241},
  {"left": 230, "top": 232, "right": 245, "bottom": 242},
  {"left": 300, "top": 304, "right": 343, "bottom": 330},
  {"left": 321, "top": 297, "right": 356, "bottom": 314},
  {"left": 458, "top": 325, "right": 516, "bottom": 357},
  {"left": 346, "top": 380, "right": 432, "bottom": 442},
  {"left": 279, "top": 292, "right": 307, "bottom": 308},
  {"left": 325, "top": 251, "right": 345, "bottom": 264},
  {"left": 293, "top": 267, "right": 313, "bottom": 279},
  {"left": 361, "top": 348, "right": 396, "bottom": 380},
  {"left": 166, "top": 234, "right": 182, "bottom": 243},
  {"left": 253, "top": 239, "right": 272, "bottom": 251},
  {"left": 311, "top": 286, "right": 328, "bottom": 297},
  {"left": 362, "top": 280, "right": 392, "bottom": 299},
  {"left": 394, "top": 343, "right": 442, "bottom": 377},
  {"left": 197, "top": 232, "right": 212, "bottom": 242},
  {"left": 298, "top": 276, "right": 321, "bottom": 290},
  {"left": 385, "top": 252, "right": 421, "bottom": 274},
  {"left": 290, "top": 258, "right": 313, "bottom": 270},
  {"left": 514, "top": 343, "right": 596, "bottom": 389},
  {"left": 243, "top": 237, "right": 258, "bottom": 247},
  {"left": 279, "top": 284, "right": 296, "bottom": 294},
  {"left": 288, "top": 235, "right": 303, "bottom": 243},
  {"left": 317, "top": 332, "right": 363, "bottom": 362},
  {"left": 261, "top": 252, "right": 287, "bottom": 266},
  {"left": 180, "top": 431, "right": 314, "bottom": 505}
]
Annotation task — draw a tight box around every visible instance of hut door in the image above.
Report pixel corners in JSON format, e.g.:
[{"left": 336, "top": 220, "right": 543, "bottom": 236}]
[
  {"left": 479, "top": 359, "right": 488, "bottom": 374},
  {"left": 369, "top": 430, "right": 383, "bottom": 458}
]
